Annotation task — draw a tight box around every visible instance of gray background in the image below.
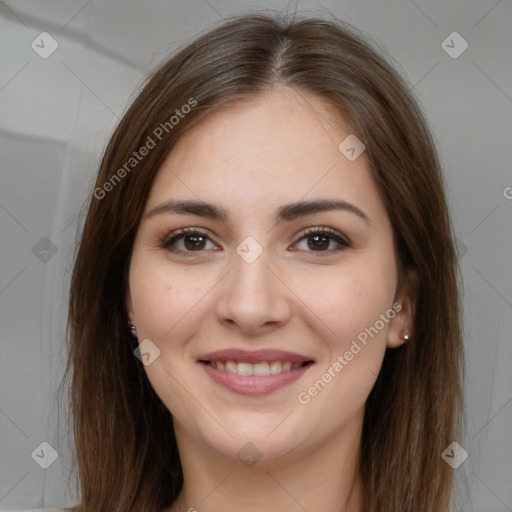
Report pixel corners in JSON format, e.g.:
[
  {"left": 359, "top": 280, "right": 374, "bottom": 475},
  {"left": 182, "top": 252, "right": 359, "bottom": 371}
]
[{"left": 0, "top": 0, "right": 511, "bottom": 510}]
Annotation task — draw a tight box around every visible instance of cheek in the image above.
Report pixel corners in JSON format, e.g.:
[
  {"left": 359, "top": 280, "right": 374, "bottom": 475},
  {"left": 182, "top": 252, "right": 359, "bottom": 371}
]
[
  {"left": 293, "top": 270, "right": 393, "bottom": 423},
  {"left": 129, "top": 253, "right": 213, "bottom": 339},
  {"left": 292, "top": 264, "right": 395, "bottom": 345}
]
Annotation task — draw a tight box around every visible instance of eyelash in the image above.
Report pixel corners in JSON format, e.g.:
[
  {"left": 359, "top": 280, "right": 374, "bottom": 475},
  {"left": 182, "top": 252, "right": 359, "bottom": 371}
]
[{"left": 158, "top": 226, "right": 351, "bottom": 257}]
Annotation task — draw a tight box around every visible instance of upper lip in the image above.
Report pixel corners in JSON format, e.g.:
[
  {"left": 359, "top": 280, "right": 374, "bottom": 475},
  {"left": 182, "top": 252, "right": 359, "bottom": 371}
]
[{"left": 197, "top": 349, "right": 314, "bottom": 365}]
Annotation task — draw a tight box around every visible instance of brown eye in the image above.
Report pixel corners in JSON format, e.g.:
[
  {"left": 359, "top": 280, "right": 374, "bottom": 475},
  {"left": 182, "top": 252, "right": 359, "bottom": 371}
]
[
  {"left": 307, "top": 233, "right": 330, "bottom": 251},
  {"left": 294, "top": 227, "right": 350, "bottom": 254},
  {"left": 160, "top": 228, "right": 219, "bottom": 255},
  {"left": 183, "top": 233, "right": 207, "bottom": 251}
]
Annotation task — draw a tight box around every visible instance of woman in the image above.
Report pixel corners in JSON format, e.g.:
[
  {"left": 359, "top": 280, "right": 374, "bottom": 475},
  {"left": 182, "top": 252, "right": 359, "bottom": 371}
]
[{"left": 65, "top": 12, "right": 465, "bottom": 512}]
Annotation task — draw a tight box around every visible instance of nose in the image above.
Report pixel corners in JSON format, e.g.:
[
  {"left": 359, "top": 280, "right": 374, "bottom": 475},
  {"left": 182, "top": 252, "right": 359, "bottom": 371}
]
[{"left": 214, "top": 245, "right": 291, "bottom": 335}]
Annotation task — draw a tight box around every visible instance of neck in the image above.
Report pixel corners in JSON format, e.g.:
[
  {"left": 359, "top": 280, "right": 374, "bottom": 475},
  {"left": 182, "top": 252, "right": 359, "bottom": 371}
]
[{"left": 166, "top": 409, "right": 365, "bottom": 512}]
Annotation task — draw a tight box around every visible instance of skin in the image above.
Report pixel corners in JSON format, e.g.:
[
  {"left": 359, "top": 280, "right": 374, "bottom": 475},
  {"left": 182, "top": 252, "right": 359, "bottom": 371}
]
[{"left": 126, "top": 84, "right": 417, "bottom": 512}]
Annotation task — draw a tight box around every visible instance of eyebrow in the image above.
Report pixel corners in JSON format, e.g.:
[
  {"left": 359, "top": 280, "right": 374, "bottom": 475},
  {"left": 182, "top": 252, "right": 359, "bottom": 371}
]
[{"left": 145, "top": 198, "right": 370, "bottom": 224}]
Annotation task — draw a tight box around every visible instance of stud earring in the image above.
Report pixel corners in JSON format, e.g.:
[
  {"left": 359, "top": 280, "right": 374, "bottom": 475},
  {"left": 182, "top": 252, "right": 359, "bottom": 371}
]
[
  {"left": 128, "top": 322, "right": 137, "bottom": 336},
  {"left": 400, "top": 329, "right": 411, "bottom": 341}
]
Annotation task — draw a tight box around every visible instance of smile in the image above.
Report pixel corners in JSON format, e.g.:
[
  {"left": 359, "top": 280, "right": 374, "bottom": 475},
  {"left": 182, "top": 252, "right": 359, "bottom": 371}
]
[
  {"left": 197, "top": 349, "right": 315, "bottom": 396},
  {"left": 203, "top": 360, "right": 308, "bottom": 375}
]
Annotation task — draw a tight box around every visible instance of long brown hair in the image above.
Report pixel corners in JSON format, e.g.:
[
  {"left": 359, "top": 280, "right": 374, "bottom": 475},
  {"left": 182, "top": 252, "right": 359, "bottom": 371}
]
[{"left": 63, "top": 12, "right": 465, "bottom": 511}]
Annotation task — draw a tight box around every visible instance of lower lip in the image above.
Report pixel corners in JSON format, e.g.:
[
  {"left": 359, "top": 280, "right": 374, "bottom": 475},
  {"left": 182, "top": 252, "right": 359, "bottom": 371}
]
[{"left": 200, "top": 362, "right": 314, "bottom": 396}]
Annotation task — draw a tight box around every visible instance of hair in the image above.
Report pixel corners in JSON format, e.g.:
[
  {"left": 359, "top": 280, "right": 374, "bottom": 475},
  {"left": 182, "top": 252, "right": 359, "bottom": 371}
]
[{"left": 63, "top": 11, "right": 465, "bottom": 512}]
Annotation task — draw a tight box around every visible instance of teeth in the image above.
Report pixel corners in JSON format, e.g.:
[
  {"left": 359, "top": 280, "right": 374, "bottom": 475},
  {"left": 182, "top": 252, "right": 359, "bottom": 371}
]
[
  {"left": 211, "top": 360, "right": 304, "bottom": 375},
  {"left": 269, "top": 361, "right": 282, "bottom": 374},
  {"left": 225, "top": 361, "right": 237, "bottom": 373},
  {"left": 253, "top": 362, "right": 270, "bottom": 376},
  {"left": 237, "top": 362, "right": 253, "bottom": 376}
]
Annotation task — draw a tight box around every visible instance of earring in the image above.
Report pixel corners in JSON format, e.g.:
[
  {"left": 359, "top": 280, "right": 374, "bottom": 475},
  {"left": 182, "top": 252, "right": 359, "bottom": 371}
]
[
  {"left": 400, "top": 329, "right": 411, "bottom": 341},
  {"left": 128, "top": 322, "right": 137, "bottom": 337}
]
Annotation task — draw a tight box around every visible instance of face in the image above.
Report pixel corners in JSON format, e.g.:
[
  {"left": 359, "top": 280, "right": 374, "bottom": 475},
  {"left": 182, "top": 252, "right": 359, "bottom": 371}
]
[{"left": 127, "top": 85, "right": 415, "bottom": 465}]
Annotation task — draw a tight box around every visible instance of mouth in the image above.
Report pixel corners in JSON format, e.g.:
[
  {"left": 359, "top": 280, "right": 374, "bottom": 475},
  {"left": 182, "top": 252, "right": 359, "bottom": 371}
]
[
  {"left": 197, "top": 349, "right": 315, "bottom": 396},
  {"left": 200, "top": 359, "right": 312, "bottom": 375}
]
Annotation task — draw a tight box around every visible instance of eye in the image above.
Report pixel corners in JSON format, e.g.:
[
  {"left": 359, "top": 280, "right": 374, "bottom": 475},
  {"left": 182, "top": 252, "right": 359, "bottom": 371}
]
[
  {"left": 160, "top": 228, "right": 220, "bottom": 255},
  {"left": 293, "top": 227, "right": 351, "bottom": 254},
  {"left": 159, "top": 226, "right": 351, "bottom": 257}
]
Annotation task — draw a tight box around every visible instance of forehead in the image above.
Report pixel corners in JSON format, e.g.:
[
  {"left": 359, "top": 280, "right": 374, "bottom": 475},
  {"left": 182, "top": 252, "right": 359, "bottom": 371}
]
[{"left": 144, "top": 86, "right": 386, "bottom": 224}]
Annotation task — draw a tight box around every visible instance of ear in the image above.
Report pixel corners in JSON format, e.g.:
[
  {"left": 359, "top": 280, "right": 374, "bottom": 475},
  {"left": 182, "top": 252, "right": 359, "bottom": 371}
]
[{"left": 387, "top": 268, "right": 419, "bottom": 349}]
